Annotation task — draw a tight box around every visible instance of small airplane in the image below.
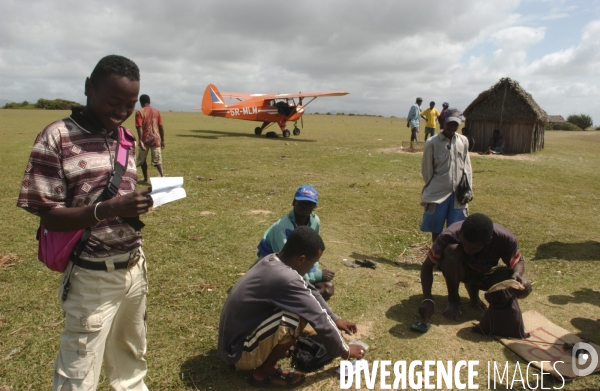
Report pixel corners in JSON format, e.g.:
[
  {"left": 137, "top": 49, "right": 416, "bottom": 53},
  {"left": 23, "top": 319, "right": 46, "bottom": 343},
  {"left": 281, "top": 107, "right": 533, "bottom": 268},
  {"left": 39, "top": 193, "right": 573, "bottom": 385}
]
[{"left": 198, "top": 84, "right": 349, "bottom": 137}]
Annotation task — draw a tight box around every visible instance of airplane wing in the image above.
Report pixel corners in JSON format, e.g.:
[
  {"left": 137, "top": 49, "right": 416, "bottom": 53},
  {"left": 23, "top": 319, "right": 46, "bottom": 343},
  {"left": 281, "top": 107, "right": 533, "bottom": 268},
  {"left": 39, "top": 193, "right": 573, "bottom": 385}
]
[
  {"left": 219, "top": 91, "right": 349, "bottom": 100},
  {"left": 273, "top": 91, "right": 349, "bottom": 99}
]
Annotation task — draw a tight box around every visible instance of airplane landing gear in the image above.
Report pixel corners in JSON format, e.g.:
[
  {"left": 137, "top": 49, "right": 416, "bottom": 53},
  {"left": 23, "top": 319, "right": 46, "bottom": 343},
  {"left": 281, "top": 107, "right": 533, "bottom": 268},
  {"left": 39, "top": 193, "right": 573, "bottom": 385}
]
[
  {"left": 293, "top": 127, "right": 300, "bottom": 136},
  {"left": 283, "top": 129, "right": 291, "bottom": 138},
  {"left": 255, "top": 127, "right": 263, "bottom": 136}
]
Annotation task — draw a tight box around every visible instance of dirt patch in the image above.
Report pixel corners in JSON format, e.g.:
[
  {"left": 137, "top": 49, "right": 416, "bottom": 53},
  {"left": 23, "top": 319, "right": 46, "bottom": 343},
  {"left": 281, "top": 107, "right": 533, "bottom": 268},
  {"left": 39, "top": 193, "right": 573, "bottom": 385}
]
[
  {"left": 343, "top": 321, "right": 373, "bottom": 342},
  {"left": 470, "top": 153, "right": 539, "bottom": 162},
  {"left": 395, "top": 241, "right": 430, "bottom": 266},
  {"left": 380, "top": 146, "right": 409, "bottom": 154},
  {"left": 245, "top": 210, "right": 272, "bottom": 215},
  {"left": 0, "top": 254, "right": 21, "bottom": 270},
  {"left": 380, "top": 146, "right": 540, "bottom": 162},
  {"left": 199, "top": 211, "right": 216, "bottom": 216}
]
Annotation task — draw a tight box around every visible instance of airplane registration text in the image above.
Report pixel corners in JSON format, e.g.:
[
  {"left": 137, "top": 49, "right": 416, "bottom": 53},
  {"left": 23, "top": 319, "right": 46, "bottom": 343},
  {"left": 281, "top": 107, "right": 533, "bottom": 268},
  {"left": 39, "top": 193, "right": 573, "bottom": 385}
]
[{"left": 230, "top": 107, "right": 258, "bottom": 116}]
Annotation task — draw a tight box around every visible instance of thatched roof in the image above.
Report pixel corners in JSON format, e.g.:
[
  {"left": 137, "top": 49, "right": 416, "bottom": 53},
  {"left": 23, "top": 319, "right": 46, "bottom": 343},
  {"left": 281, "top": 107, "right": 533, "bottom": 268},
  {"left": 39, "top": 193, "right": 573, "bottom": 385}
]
[
  {"left": 548, "top": 115, "right": 565, "bottom": 123},
  {"left": 464, "top": 78, "right": 548, "bottom": 123}
]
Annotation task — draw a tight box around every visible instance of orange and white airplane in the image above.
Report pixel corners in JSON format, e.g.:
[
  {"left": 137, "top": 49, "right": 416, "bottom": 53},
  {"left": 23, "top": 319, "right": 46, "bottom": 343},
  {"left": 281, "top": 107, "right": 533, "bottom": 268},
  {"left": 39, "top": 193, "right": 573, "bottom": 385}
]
[{"left": 198, "top": 84, "right": 349, "bottom": 137}]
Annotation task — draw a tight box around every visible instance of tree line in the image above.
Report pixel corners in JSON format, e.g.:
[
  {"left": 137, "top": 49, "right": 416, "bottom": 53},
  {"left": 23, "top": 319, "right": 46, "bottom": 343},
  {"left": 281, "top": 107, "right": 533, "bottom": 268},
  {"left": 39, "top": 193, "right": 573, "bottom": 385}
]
[{"left": 2, "top": 98, "right": 82, "bottom": 110}]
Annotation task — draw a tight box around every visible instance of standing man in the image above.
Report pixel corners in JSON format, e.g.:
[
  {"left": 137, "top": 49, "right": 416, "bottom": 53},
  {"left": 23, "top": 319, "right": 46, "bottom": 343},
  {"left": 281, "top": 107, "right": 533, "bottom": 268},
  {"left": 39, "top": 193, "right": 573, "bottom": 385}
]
[
  {"left": 420, "top": 108, "right": 473, "bottom": 242},
  {"left": 136, "top": 94, "right": 165, "bottom": 182},
  {"left": 17, "top": 55, "right": 152, "bottom": 390},
  {"left": 420, "top": 101, "right": 440, "bottom": 141},
  {"left": 439, "top": 102, "right": 449, "bottom": 131},
  {"left": 407, "top": 97, "right": 423, "bottom": 142}
]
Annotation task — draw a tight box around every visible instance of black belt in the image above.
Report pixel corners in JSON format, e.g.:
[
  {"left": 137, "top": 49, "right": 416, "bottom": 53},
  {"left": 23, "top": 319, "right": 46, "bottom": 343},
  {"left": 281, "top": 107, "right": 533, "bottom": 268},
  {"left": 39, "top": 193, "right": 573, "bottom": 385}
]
[{"left": 74, "top": 250, "right": 141, "bottom": 271}]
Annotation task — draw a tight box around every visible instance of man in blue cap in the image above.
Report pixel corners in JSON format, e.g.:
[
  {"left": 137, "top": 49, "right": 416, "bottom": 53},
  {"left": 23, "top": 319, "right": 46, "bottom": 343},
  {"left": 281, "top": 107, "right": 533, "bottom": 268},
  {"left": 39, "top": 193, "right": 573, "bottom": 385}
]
[{"left": 257, "top": 185, "right": 335, "bottom": 300}]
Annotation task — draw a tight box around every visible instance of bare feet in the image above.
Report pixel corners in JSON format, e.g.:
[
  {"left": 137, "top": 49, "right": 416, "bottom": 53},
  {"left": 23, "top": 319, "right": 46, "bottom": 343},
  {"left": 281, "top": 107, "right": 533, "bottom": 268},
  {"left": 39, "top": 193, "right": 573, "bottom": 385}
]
[
  {"left": 443, "top": 301, "right": 462, "bottom": 321},
  {"left": 469, "top": 297, "right": 487, "bottom": 309}
]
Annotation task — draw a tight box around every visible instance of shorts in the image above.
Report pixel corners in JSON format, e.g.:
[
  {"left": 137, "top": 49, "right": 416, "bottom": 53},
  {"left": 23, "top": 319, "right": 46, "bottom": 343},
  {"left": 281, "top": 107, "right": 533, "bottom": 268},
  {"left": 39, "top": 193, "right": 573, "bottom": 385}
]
[
  {"left": 235, "top": 310, "right": 307, "bottom": 371},
  {"left": 420, "top": 193, "right": 468, "bottom": 234},
  {"left": 136, "top": 146, "right": 162, "bottom": 167},
  {"left": 425, "top": 127, "right": 435, "bottom": 135}
]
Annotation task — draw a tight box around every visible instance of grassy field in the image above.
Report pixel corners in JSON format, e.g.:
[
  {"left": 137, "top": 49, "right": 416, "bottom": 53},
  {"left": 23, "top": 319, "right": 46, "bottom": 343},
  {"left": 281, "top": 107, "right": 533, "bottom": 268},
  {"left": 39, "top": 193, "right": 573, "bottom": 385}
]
[{"left": 0, "top": 109, "right": 599, "bottom": 390}]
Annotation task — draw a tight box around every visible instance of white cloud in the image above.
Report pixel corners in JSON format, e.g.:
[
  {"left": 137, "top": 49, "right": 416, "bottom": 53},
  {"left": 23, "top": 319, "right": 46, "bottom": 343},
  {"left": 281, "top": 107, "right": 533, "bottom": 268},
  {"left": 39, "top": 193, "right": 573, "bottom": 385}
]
[{"left": 0, "top": 0, "right": 599, "bottom": 124}]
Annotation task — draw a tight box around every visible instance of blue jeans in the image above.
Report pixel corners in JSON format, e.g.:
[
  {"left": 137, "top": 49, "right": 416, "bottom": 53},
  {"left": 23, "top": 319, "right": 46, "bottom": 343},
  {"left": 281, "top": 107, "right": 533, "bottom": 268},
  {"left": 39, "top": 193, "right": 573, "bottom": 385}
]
[{"left": 420, "top": 193, "right": 468, "bottom": 234}]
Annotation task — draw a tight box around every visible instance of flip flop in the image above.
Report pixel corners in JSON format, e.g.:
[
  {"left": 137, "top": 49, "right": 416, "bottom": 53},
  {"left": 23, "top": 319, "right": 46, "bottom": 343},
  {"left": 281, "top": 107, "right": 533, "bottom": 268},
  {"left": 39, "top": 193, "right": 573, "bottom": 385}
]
[
  {"left": 249, "top": 366, "right": 306, "bottom": 389},
  {"left": 354, "top": 259, "right": 378, "bottom": 269}
]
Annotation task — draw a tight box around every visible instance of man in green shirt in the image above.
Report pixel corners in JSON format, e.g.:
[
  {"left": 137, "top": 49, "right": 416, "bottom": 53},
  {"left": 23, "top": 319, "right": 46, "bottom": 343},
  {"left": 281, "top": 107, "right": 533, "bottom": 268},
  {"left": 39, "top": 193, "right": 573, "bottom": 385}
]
[{"left": 257, "top": 185, "right": 335, "bottom": 300}]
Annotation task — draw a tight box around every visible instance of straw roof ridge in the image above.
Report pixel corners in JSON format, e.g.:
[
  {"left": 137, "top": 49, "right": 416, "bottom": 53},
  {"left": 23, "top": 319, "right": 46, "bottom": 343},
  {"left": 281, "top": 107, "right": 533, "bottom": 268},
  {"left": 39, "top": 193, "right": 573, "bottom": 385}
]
[
  {"left": 464, "top": 78, "right": 548, "bottom": 123},
  {"left": 548, "top": 115, "right": 565, "bottom": 123}
]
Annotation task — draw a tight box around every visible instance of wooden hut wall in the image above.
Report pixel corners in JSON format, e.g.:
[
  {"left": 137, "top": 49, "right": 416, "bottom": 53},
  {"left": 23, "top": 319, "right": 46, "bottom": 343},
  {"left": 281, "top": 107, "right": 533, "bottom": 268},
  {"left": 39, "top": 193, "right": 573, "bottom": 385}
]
[{"left": 465, "top": 120, "right": 545, "bottom": 153}]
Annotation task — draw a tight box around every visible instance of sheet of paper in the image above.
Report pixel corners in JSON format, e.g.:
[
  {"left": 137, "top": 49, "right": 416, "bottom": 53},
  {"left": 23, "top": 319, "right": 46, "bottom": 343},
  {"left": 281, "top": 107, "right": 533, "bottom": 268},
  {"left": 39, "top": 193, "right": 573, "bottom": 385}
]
[
  {"left": 149, "top": 177, "right": 186, "bottom": 208},
  {"left": 150, "top": 177, "right": 184, "bottom": 193}
]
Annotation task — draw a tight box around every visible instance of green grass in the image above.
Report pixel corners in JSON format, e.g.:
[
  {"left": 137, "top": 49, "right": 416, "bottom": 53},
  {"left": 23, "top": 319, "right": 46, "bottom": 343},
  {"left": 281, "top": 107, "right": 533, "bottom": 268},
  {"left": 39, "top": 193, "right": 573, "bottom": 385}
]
[{"left": 1, "top": 109, "right": 599, "bottom": 390}]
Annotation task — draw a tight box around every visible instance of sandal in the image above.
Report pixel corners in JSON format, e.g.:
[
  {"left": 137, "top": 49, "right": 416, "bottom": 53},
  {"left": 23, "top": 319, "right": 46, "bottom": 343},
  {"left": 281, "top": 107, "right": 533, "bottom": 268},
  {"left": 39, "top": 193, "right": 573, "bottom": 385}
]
[
  {"left": 354, "top": 259, "right": 378, "bottom": 269},
  {"left": 249, "top": 366, "right": 306, "bottom": 389}
]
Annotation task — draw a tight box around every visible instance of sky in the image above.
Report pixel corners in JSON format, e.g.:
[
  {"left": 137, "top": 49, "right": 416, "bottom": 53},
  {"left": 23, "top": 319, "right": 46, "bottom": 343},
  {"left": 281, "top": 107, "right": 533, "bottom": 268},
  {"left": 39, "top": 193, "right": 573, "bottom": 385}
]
[{"left": 1, "top": 0, "right": 599, "bottom": 123}]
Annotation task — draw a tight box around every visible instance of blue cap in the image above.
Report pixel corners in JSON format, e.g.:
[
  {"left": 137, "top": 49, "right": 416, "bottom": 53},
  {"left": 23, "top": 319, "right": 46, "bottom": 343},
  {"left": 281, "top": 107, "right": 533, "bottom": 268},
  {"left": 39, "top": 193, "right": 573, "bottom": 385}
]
[{"left": 294, "top": 185, "right": 318, "bottom": 203}]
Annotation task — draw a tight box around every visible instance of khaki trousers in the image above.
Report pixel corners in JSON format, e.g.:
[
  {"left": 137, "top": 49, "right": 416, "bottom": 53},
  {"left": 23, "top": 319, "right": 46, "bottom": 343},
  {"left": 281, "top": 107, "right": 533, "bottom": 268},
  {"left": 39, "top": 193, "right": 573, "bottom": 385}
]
[{"left": 53, "top": 249, "right": 149, "bottom": 391}]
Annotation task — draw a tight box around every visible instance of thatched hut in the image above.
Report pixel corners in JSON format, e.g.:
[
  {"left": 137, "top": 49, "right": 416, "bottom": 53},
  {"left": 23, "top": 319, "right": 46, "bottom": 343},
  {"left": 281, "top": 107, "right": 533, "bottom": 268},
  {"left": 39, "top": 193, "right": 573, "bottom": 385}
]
[
  {"left": 548, "top": 115, "right": 566, "bottom": 124},
  {"left": 463, "top": 78, "right": 548, "bottom": 153}
]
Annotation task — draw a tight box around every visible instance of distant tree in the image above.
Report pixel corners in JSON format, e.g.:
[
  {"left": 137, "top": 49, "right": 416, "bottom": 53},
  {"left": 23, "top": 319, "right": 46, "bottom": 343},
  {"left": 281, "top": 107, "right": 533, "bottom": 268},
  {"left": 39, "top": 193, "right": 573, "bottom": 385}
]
[
  {"left": 326, "top": 112, "right": 331, "bottom": 115},
  {"left": 2, "top": 98, "right": 80, "bottom": 110},
  {"left": 2, "top": 101, "right": 35, "bottom": 109},
  {"left": 35, "top": 98, "right": 80, "bottom": 110},
  {"left": 567, "top": 114, "right": 593, "bottom": 130}
]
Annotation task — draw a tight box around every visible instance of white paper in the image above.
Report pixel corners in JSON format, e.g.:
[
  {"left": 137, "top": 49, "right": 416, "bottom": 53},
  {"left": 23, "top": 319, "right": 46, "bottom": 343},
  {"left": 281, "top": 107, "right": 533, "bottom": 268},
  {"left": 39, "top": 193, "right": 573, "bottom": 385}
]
[{"left": 149, "top": 177, "right": 186, "bottom": 208}]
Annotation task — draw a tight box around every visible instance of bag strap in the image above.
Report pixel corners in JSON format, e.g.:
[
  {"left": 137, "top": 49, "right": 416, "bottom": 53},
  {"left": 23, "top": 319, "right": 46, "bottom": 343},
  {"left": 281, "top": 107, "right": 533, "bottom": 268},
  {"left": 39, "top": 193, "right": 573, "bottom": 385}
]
[{"left": 62, "top": 128, "right": 134, "bottom": 301}]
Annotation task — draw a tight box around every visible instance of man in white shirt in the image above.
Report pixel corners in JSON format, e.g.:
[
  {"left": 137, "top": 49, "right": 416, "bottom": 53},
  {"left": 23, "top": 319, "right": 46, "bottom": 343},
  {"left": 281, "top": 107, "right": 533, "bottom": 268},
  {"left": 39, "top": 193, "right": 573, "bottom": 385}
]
[
  {"left": 420, "top": 108, "right": 473, "bottom": 242},
  {"left": 406, "top": 97, "right": 423, "bottom": 142}
]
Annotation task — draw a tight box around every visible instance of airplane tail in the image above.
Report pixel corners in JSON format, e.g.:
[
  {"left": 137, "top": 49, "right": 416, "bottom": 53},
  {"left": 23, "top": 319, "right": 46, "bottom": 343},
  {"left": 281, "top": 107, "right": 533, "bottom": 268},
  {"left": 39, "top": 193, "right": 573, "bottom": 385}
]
[{"left": 201, "top": 84, "right": 227, "bottom": 115}]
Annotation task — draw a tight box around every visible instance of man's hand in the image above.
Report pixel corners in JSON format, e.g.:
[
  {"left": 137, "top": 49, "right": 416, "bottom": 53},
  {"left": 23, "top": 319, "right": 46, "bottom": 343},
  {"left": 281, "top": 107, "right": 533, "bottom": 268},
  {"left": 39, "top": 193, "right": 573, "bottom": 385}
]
[
  {"left": 461, "top": 196, "right": 470, "bottom": 204},
  {"left": 335, "top": 319, "right": 357, "bottom": 335},
  {"left": 418, "top": 300, "right": 434, "bottom": 322},
  {"left": 321, "top": 269, "right": 335, "bottom": 282},
  {"left": 161, "top": 141, "right": 165, "bottom": 149},
  {"left": 138, "top": 141, "right": 146, "bottom": 151},
  {"left": 406, "top": 122, "right": 409, "bottom": 128},
  {"left": 108, "top": 187, "right": 153, "bottom": 217},
  {"left": 512, "top": 272, "right": 526, "bottom": 285},
  {"left": 345, "top": 344, "right": 366, "bottom": 360}
]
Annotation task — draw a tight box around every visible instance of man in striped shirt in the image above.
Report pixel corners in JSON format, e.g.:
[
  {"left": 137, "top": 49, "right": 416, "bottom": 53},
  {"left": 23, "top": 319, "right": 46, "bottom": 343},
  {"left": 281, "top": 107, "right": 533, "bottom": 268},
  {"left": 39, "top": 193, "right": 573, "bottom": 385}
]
[
  {"left": 17, "top": 55, "right": 153, "bottom": 390},
  {"left": 218, "top": 227, "right": 364, "bottom": 388},
  {"left": 418, "top": 214, "right": 532, "bottom": 322}
]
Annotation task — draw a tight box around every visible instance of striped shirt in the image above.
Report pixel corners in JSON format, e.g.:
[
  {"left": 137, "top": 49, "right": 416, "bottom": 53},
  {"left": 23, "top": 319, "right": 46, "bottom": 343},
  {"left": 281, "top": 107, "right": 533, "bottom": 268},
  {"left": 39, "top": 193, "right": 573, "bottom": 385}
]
[
  {"left": 427, "top": 221, "right": 521, "bottom": 273},
  {"left": 16, "top": 111, "right": 142, "bottom": 257}
]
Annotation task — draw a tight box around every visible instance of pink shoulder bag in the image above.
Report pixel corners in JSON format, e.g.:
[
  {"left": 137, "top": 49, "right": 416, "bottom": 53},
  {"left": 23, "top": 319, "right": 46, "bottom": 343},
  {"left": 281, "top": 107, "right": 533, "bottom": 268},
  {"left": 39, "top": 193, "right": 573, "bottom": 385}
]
[{"left": 37, "top": 127, "right": 131, "bottom": 272}]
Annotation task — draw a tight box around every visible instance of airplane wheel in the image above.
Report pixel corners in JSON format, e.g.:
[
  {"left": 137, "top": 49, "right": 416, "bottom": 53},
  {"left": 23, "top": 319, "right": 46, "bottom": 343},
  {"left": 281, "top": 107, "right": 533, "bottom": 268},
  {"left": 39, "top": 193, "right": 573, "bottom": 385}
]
[
  {"left": 254, "top": 127, "right": 262, "bottom": 136},
  {"left": 283, "top": 129, "right": 291, "bottom": 138},
  {"left": 293, "top": 127, "right": 300, "bottom": 136}
]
